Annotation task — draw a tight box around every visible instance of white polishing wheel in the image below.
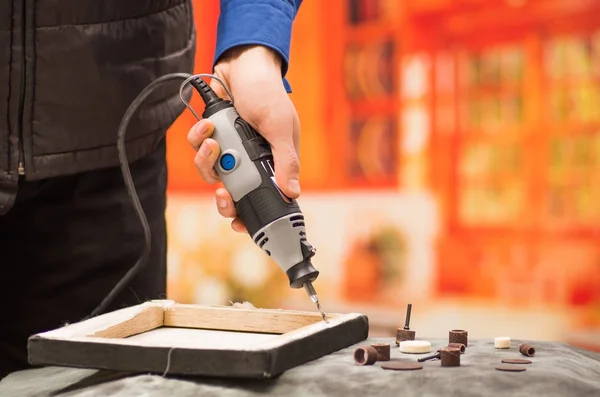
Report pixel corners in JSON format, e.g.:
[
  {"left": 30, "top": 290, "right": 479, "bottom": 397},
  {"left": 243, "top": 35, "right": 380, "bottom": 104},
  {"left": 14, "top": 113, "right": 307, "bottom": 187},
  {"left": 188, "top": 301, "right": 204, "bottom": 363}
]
[
  {"left": 399, "top": 340, "right": 431, "bottom": 354},
  {"left": 494, "top": 336, "right": 511, "bottom": 349}
]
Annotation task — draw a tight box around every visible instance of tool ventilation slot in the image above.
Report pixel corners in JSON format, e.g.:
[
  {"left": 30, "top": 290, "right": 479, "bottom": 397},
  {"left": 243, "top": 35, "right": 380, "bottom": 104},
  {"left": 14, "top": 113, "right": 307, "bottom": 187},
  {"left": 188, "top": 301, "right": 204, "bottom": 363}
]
[
  {"left": 254, "top": 232, "right": 265, "bottom": 244},
  {"left": 290, "top": 215, "right": 304, "bottom": 222}
]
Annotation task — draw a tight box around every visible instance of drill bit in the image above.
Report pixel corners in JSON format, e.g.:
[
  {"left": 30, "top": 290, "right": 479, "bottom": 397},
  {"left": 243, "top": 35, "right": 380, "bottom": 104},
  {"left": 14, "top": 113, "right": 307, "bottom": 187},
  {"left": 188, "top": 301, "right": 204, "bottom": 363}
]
[{"left": 304, "top": 281, "right": 328, "bottom": 323}]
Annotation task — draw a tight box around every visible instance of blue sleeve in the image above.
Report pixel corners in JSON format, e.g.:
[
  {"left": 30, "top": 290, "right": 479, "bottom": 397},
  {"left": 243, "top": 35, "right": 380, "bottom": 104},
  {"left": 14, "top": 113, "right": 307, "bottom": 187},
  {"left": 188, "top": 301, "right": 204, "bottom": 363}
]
[{"left": 213, "top": 0, "right": 303, "bottom": 93}]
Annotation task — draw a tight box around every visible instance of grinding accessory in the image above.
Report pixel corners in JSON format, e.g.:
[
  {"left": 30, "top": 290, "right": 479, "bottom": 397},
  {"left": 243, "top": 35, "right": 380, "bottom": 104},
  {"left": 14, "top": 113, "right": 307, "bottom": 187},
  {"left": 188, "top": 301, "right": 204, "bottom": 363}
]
[
  {"left": 418, "top": 352, "right": 440, "bottom": 362},
  {"left": 502, "top": 359, "right": 532, "bottom": 364},
  {"left": 449, "top": 329, "right": 468, "bottom": 347},
  {"left": 495, "top": 364, "right": 527, "bottom": 372},
  {"left": 354, "top": 346, "right": 379, "bottom": 366},
  {"left": 440, "top": 347, "right": 461, "bottom": 367},
  {"left": 519, "top": 343, "right": 536, "bottom": 357},
  {"left": 494, "top": 336, "right": 511, "bottom": 349},
  {"left": 447, "top": 342, "right": 466, "bottom": 353},
  {"left": 381, "top": 361, "right": 423, "bottom": 371},
  {"left": 371, "top": 343, "right": 391, "bottom": 361},
  {"left": 399, "top": 340, "right": 431, "bottom": 354},
  {"left": 396, "top": 329, "right": 416, "bottom": 345},
  {"left": 395, "top": 303, "right": 416, "bottom": 345}
]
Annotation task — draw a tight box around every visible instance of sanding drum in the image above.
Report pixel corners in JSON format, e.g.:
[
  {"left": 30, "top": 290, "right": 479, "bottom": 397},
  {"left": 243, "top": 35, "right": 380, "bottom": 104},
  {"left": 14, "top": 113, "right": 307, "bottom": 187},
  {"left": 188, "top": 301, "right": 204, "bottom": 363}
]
[
  {"left": 396, "top": 329, "right": 416, "bottom": 344},
  {"left": 396, "top": 303, "right": 416, "bottom": 346},
  {"left": 447, "top": 342, "right": 466, "bottom": 353},
  {"left": 440, "top": 347, "right": 461, "bottom": 367},
  {"left": 354, "top": 343, "right": 392, "bottom": 365},
  {"left": 371, "top": 343, "right": 391, "bottom": 361},
  {"left": 354, "top": 346, "right": 379, "bottom": 366},
  {"left": 519, "top": 343, "right": 536, "bottom": 357},
  {"left": 449, "top": 329, "right": 468, "bottom": 347}
]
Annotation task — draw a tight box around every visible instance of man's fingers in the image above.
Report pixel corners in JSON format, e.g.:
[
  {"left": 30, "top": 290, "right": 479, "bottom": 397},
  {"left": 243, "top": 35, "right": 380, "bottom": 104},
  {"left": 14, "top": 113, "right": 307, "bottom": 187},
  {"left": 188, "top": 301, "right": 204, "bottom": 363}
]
[
  {"left": 231, "top": 217, "right": 247, "bottom": 233},
  {"left": 194, "top": 138, "right": 220, "bottom": 183},
  {"left": 215, "top": 188, "right": 236, "bottom": 218},
  {"left": 272, "top": 145, "right": 301, "bottom": 199},
  {"left": 187, "top": 119, "right": 215, "bottom": 151},
  {"left": 250, "top": 99, "right": 301, "bottom": 200},
  {"left": 214, "top": 188, "right": 246, "bottom": 233}
]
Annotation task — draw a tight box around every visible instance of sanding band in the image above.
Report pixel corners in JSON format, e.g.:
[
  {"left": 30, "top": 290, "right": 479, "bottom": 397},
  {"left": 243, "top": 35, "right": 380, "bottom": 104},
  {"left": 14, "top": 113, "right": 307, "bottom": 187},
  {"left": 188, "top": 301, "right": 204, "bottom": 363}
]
[
  {"left": 494, "top": 336, "right": 511, "bottom": 349},
  {"left": 440, "top": 347, "right": 461, "bottom": 367},
  {"left": 519, "top": 343, "right": 536, "bottom": 357},
  {"left": 396, "top": 329, "right": 416, "bottom": 345},
  {"left": 354, "top": 346, "right": 378, "bottom": 366},
  {"left": 449, "top": 329, "right": 468, "bottom": 347},
  {"left": 447, "top": 342, "right": 466, "bottom": 353},
  {"left": 371, "top": 343, "right": 391, "bottom": 361}
]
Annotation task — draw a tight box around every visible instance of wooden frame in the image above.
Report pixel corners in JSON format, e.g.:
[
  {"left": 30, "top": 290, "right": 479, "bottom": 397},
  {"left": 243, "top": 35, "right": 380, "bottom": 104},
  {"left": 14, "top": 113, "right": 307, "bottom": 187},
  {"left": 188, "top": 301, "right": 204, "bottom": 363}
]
[{"left": 27, "top": 300, "right": 369, "bottom": 378}]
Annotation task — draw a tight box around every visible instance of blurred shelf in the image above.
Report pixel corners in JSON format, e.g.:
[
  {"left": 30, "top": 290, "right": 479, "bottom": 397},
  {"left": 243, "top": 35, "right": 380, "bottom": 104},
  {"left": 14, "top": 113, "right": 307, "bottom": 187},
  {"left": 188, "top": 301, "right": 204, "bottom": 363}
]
[
  {"left": 346, "top": 24, "right": 398, "bottom": 42},
  {"left": 282, "top": 298, "right": 573, "bottom": 341},
  {"left": 347, "top": 100, "right": 397, "bottom": 114}
]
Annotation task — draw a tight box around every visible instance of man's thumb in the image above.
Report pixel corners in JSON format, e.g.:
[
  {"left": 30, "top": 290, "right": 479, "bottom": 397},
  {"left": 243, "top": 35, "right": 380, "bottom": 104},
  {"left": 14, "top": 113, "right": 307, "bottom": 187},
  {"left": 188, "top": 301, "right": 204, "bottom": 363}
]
[{"left": 272, "top": 146, "right": 301, "bottom": 200}]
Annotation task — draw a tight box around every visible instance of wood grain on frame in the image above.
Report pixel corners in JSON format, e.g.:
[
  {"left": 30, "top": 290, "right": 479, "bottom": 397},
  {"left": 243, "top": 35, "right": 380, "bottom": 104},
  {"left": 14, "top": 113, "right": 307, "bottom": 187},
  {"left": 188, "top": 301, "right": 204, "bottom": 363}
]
[
  {"left": 163, "top": 304, "right": 336, "bottom": 334},
  {"left": 93, "top": 306, "right": 163, "bottom": 338}
]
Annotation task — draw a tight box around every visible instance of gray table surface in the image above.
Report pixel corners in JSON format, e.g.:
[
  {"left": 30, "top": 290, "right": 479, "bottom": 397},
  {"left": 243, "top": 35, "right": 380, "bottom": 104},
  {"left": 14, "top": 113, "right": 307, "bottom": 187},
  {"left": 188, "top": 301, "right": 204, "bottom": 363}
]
[{"left": 1, "top": 338, "right": 600, "bottom": 397}]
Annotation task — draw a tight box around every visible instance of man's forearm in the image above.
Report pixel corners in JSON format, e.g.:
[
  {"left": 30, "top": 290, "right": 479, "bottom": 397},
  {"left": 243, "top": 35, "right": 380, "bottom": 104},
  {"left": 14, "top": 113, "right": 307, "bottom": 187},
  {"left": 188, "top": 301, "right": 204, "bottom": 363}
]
[{"left": 213, "top": 0, "right": 304, "bottom": 92}]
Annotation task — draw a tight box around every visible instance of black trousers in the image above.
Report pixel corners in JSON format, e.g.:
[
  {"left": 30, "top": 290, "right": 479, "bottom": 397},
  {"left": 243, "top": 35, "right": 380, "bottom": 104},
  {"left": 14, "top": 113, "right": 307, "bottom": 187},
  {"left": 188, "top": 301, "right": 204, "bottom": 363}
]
[{"left": 0, "top": 138, "right": 168, "bottom": 379}]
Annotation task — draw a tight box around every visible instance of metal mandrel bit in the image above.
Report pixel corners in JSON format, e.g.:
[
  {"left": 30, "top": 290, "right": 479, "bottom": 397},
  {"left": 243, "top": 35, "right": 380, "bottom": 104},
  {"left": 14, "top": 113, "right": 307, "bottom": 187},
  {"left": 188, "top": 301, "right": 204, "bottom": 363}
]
[
  {"left": 304, "top": 281, "right": 328, "bottom": 323},
  {"left": 404, "top": 303, "right": 412, "bottom": 330},
  {"left": 418, "top": 352, "right": 441, "bottom": 363}
]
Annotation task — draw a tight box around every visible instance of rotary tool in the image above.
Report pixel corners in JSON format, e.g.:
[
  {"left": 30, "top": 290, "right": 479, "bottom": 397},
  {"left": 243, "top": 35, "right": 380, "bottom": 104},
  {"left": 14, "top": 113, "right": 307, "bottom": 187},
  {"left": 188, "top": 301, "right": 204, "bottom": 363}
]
[
  {"left": 184, "top": 75, "right": 327, "bottom": 322},
  {"left": 87, "top": 72, "right": 327, "bottom": 323}
]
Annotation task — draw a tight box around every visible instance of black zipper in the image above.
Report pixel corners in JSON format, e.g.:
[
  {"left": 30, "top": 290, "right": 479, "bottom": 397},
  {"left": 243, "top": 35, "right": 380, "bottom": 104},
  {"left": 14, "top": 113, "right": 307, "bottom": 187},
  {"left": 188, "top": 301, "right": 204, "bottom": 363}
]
[{"left": 17, "top": 0, "right": 26, "bottom": 176}]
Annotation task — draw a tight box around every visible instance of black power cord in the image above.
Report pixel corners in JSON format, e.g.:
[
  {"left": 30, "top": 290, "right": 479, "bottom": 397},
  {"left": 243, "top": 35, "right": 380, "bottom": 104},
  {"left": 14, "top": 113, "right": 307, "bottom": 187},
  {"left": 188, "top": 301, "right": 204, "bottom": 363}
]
[{"left": 84, "top": 72, "right": 193, "bottom": 320}]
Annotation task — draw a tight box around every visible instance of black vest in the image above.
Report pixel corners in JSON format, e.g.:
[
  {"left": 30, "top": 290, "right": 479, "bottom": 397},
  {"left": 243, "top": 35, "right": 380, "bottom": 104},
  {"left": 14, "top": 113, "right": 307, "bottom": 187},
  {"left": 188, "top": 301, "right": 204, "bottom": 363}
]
[{"left": 0, "top": 0, "right": 196, "bottom": 214}]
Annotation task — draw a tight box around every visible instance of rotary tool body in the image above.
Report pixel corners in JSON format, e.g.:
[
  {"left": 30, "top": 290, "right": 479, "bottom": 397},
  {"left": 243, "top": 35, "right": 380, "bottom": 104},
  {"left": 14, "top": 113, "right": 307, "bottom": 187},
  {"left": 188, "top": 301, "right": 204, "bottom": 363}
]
[{"left": 190, "top": 78, "right": 325, "bottom": 317}]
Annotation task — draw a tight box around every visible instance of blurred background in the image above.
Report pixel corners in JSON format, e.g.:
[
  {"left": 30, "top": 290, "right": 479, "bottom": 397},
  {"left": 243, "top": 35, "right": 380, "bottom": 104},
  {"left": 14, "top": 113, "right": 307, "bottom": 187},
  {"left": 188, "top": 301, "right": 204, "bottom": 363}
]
[{"left": 164, "top": 0, "right": 600, "bottom": 351}]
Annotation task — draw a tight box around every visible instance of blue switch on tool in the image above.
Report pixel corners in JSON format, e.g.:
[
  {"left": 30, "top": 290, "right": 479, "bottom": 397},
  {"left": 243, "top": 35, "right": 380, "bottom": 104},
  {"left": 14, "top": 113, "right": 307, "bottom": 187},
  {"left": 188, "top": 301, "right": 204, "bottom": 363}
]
[{"left": 220, "top": 153, "right": 236, "bottom": 171}]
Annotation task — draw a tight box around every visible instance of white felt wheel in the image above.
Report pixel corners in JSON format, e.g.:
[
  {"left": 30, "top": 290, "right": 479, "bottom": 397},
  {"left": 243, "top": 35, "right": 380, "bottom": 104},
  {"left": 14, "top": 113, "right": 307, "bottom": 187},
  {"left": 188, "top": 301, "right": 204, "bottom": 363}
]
[
  {"left": 399, "top": 340, "right": 431, "bottom": 354},
  {"left": 494, "top": 336, "right": 511, "bottom": 349}
]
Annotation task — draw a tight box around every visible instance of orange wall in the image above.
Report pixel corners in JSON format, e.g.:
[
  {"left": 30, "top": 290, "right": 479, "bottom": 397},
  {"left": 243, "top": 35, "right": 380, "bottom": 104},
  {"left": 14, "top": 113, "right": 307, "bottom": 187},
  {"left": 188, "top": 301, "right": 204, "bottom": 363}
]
[
  {"left": 287, "top": 0, "right": 328, "bottom": 189},
  {"left": 165, "top": 0, "right": 327, "bottom": 193},
  {"left": 165, "top": 0, "right": 218, "bottom": 193}
]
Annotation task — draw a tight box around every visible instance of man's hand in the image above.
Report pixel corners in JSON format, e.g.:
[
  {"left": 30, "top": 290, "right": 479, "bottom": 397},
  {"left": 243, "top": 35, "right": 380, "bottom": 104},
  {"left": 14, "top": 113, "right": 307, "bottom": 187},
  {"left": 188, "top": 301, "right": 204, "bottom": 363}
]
[{"left": 186, "top": 45, "right": 301, "bottom": 233}]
